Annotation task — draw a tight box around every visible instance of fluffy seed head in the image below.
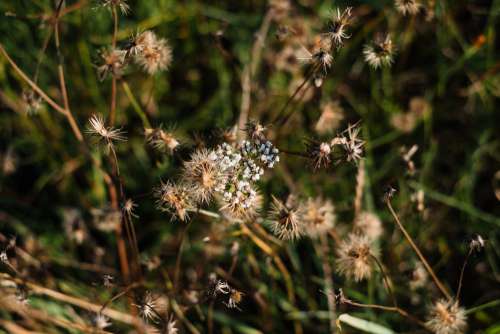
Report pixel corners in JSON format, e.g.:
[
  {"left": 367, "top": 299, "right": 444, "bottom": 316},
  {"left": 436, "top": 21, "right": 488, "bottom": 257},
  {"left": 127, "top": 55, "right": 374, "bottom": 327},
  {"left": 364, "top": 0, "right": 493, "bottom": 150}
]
[
  {"left": 134, "top": 291, "right": 160, "bottom": 323},
  {"left": 336, "top": 233, "right": 377, "bottom": 281},
  {"left": 97, "top": 48, "right": 126, "bottom": 81},
  {"left": 182, "top": 149, "right": 226, "bottom": 204},
  {"left": 134, "top": 31, "right": 172, "bottom": 75},
  {"left": 306, "top": 140, "right": 332, "bottom": 169},
  {"left": 324, "top": 7, "right": 353, "bottom": 47},
  {"left": 86, "top": 114, "right": 126, "bottom": 147},
  {"left": 145, "top": 127, "right": 180, "bottom": 153},
  {"left": 100, "top": 0, "right": 130, "bottom": 14},
  {"left": 302, "top": 197, "right": 335, "bottom": 238},
  {"left": 354, "top": 211, "right": 383, "bottom": 241},
  {"left": 93, "top": 313, "right": 111, "bottom": 329},
  {"left": 395, "top": 0, "right": 421, "bottom": 16},
  {"left": 154, "top": 181, "right": 192, "bottom": 222},
  {"left": 268, "top": 195, "right": 304, "bottom": 241},
  {"left": 426, "top": 299, "right": 467, "bottom": 334},
  {"left": 363, "top": 34, "right": 395, "bottom": 69}
]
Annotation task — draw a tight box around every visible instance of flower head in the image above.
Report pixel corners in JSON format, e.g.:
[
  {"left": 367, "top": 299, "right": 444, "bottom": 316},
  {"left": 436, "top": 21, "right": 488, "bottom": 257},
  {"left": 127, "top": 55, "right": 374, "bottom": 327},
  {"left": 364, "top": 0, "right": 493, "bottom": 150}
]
[
  {"left": 134, "top": 291, "right": 160, "bottom": 323},
  {"left": 296, "top": 46, "right": 333, "bottom": 73},
  {"left": 182, "top": 149, "right": 226, "bottom": 204},
  {"left": 323, "top": 7, "right": 353, "bottom": 48},
  {"left": 122, "top": 198, "right": 138, "bottom": 220},
  {"left": 93, "top": 313, "right": 111, "bottom": 330},
  {"left": 306, "top": 140, "right": 332, "bottom": 169},
  {"left": 426, "top": 299, "right": 467, "bottom": 334},
  {"left": 99, "top": 0, "right": 130, "bottom": 15},
  {"left": 97, "top": 48, "right": 126, "bottom": 81},
  {"left": 133, "top": 31, "right": 172, "bottom": 75},
  {"left": 145, "top": 127, "right": 180, "bottom": 154},
  {"left": 268, "top": 195, "right": 304, "bottom": 241},
  {"left": 336, "top": 233, "right": 377, "bottom": 281},
  {"left": 86, "top": 114, "right": 126, "bottom": 149},
  {"left": 395, "top": 0, "right": 421, "bottom": 16},
  {"left": 303, "top": 197, "right": 335, "bottom": 238},
  {"left": 154, "top": 181, "right": 192, "bottom": 222},
  {"left": 363, "top": 34, "right": 396, "bottom": 69},
  {"left": 22, "top": 89, "right": 42, "bottom": 115}
]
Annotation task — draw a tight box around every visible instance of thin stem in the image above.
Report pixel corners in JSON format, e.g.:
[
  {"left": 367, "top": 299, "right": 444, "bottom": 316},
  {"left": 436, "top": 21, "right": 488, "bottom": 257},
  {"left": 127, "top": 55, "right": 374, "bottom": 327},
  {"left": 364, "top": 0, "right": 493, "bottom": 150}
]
[
  {"left": 456, "top": 248, "right": 473, "bottom": 301},
  {"left": 386, "top": 200, "right": 452, "bottom": 300},
  {"left": 0, "top": 44, "right": 66, "bottom": 115},
  {"left": 317, "top": 234, "right": 336, "bottom": 333},
  {"left": 109, "top": 5, "right": 119, "bottom": 125},
  {"left": 122, "top": 81, "right": 152, "bottom": 128},
  {"left": 99, "top": 282, "right": 141, "bottom": 314},
  {"left": 370, "top": 254, "right": 398, "bottom": 307},
  {"left": 174, "top": 223, "right": 190, "bottom": 290}
]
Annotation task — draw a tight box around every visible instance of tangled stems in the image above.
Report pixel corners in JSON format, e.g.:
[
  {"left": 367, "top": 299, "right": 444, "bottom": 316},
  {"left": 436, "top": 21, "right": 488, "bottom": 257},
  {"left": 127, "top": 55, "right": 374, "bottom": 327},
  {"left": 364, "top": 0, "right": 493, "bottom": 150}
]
[{"left": 386, "top": 199, "right": 452, "bottom": 300}]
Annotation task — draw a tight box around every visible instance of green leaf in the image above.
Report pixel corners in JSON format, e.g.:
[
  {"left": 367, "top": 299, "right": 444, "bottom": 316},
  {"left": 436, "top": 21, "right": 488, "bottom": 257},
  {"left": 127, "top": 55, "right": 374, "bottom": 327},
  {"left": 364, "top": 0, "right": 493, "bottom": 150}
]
[{"left": 338, "top": 314, "right": 395, "bottom": 334}]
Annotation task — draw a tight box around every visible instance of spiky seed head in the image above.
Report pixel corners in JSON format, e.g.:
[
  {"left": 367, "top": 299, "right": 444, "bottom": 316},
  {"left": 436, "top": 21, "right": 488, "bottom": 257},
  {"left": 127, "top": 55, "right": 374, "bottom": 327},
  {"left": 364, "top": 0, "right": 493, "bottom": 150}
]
[
  {"left": 182, "top": 149, "right": 226, "bottom": 204},
  {"left": 244, "top": 121, "right": 267, "bottom": 141},
  {"left": 306, "top": 140, "right": 332, "bottom": 169},
  {"left": 426, "top": 299, "right": 467, "bottom": 334},
  {"left": 395, "top": 0, "right": 421, "bottom": 16},
  {"left": 154, "top": 181, "right": 192, "bottom": 222},
  {"left": 302, "top": 197, "right": 335, "bottom": 238},
  {"left": 134, "top": 31, "right": 172, "bottom": 75},
  {"left": 93, "top": 313, "right": 111, "bottom": 329},
  {"left": 97, "top": 48, "right": 126, "bottom": 81},
  {"left": 269, "top": 195, "right": 304, "bottom": 241},
  {"left": 363, "top": 34, "right": 396, "bottom": 69},
  {"left": 145, "top": 127, "right": 180, "bottom": 153},
  {"left": 336, "top": 233, "right": 377, "bottom": 281},
  {"left": 134, "top": 291, "right": 160, "bottom": 323},
  {"left": 100, "top": 0, "right": 130, "bottom": 14},
  {"left": 324, "top": 7, "right": 353, "bottom": 47},
  {"left": 86, "top": 114, "right": 126, "bottom": 148}
]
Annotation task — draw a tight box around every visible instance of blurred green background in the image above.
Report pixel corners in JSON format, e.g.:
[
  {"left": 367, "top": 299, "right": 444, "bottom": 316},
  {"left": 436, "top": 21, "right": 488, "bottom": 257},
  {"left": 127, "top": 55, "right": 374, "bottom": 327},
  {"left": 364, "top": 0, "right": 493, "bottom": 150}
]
[{"left": 1, "top": 0, "right": 499, "bottom": 333}]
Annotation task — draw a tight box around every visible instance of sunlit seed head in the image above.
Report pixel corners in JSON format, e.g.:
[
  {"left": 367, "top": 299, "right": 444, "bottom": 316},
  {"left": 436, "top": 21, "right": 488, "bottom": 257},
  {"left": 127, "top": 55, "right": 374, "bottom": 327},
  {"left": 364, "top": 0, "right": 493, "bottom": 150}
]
[
  {"left": 336, "top": 233, "right": 377, "bottom": 281},
  {"left": 145, "top": 127, "right": 180, "bottom": 154},
  {"left": 93, "top": 313, "right": 111, "bottom": 330},
  {"left": 302, "top": 197, "right": 335, "bottom": 238},
  {"left": 22, "top": 89, "right": 42, "bottom": 115},
  {"left": 244, "top": 121, "right": 267, "bottom": 141},
  {"left": 426, "top": 299, "right": 467, "bottom": 334},
  {"left": 306, "top": 140, "right": 332, "bottom": 169},
  {"left": 100, "top": 0, "right": 130, "bottom": 15},
  {"left": 86, "top": 114, "right": 126, "bottom": 145},
  {"left": 134, "top": 33, "right": 173, "bottom": 75},
  {"left": 363, "top": 34, "right": 395, "bottom": 69},
  {"left": 134, "top": 291, "right": 160, "bottom": 323},
  {"left": 154, "top": 181, "right": 192, "bottom": 222},
  {"left": 324, "top": 7, "right": 353, "bottom": 47},
  {"left": 97, "top": 48, "right": 126, "bottom": 81},
  {"left": 183, "top": 149, "right": 226, "bottom": 204},
  {"left": 122, "top": 198, "right": 138, "bottom": 220},
  {"left": 268, "top": 195, "right": 304, "bottom": 241},
  {"left": 395, "top": 0, "right": 421, "bottom": 16}
]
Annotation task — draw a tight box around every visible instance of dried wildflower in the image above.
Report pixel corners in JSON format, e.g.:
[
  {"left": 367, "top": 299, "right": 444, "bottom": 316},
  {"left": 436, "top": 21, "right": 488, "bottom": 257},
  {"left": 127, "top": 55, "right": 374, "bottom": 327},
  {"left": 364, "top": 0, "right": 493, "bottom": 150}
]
[
  {"left": 426, "top": 299, "right": 467, "bottom": 334},
  {"left": 145, "top": 127, "right": 180, "bottom": 154},
  {"left": 165, "top": 315, "right": 179, "bottom": 334},
  {"left": 97, "top": 48, "right": 126, "bottom": 81},
  {"left": 268, "top": 195, "right": 304, "bottom": 241},
  {"left": 183, "top": 149, "right": 226, "bottom": 204},
  {"left": 122, "top": 198, "right": 138, "bottom": 220},
  {"left": 225, "top": 288, "right": 244, "bottom": 310},
  {"left": 363, "top": 34, "right": 395, "bottom": 69},
  {"left": 99, "top": 0, "right": 130, "bottom": 15},
  {"left": 91, "top": 206, "right": 122, "bottom": 232},
  {"left": 135, "top": 292, "right": 161, "bottom": 323},
  {"left": 22, "top": 89, "right": 42, "bottom": 115},
  {"left": 323, "top": 7, "right": 353, "bottom": 48},
  {"left": 384, "top": 185, "right": 397, "bottom": 202},
  {"left": 93, "top": 313, "right": 111, "bottom": 329},
  {"left": 336, "top": 233, "right": 377, "bottom": 281},
  {"left": 296, "top": 46, "right": 333, "bottom": 73},
  {"left": 213, "top": 279, "right": 231, "bottom": 296},
  {"left": 303, "top": 197, "right": 335, "bottom": 238},
  {"left": 306, "top": 140, "right": 332, "bottom": 169},
  {"left": 133, "top": 31, "right": 172, "bottom": 75},
  {"left": 86, "top": 114, "right": 126, "bottom": 150},
  {"left": 244, "top": 121, "right": 267, "bottom": 141},
  {"left": 315, "top": 101, "right": 344, "bottom": 135},
  {"left": 354, "top": 211, "right": 383, "bottom": 241},
  {"left": 469, "top": 234, "right": 485, "bottom": 252},
  {"left": 332, "top": 123, "right": 364, "bottom": 163},
  {"left": 395, "top": 0, "right": 421, "bottom": 16},
  {"left": 127, "top": 30, "right": 156, "bottom": 56},
  {"left": 219, "top": 183, "right": 261, "bottom": 220},
  {"left": 154, "top": 181, "right": 192, "bottom": 222}
]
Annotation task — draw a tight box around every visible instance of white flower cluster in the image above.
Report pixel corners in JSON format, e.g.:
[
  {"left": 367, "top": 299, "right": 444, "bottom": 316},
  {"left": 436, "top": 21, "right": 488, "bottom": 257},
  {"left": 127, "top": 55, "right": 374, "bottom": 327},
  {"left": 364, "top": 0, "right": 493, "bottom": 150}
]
[{"left": 210, "top": 138, "right": 280, "bottom": 219}]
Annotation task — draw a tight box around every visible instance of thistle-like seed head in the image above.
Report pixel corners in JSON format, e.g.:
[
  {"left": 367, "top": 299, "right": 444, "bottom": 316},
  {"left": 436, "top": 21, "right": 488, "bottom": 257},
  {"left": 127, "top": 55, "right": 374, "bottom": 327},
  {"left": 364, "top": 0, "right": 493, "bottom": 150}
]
[
  {"left": 426, "top": 299, "right": 467, "bottom": 334},
  {"left": 336, "top": 233, "right": 377, "bottom": 281},
  {"left": 302, "top": 197, "right": 335, "bottom": 238},
  {"left": 268, "top": 195, "right": 304, "bottom": 241},
  {"left": 154, "top": 181, "right": 192, "bottom": 222}
]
